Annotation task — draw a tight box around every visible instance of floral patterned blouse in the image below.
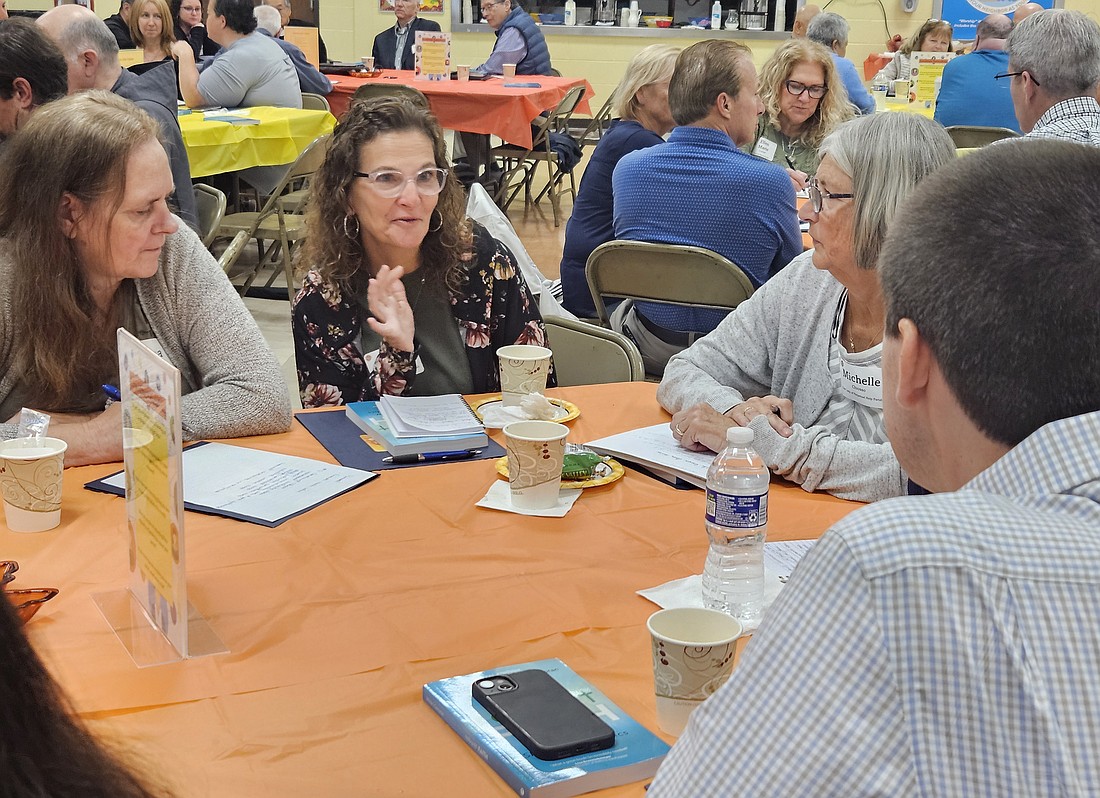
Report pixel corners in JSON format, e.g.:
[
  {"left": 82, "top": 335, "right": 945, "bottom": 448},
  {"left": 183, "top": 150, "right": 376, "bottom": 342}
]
[{"left": 293, "top": 222, "right": 553, "bottom": 407}]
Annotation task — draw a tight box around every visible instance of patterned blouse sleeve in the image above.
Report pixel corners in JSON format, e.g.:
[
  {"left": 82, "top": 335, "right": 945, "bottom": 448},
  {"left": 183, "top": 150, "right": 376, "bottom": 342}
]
[{"left": 291, "top": 270, "right": 417, "bottom": 407}]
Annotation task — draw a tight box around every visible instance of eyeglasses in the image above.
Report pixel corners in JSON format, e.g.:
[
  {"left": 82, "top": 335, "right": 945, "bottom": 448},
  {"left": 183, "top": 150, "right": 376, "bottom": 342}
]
[
  {"left": 354, "top": 167, "right": 449, "bottom": 197},
  {"left": 480, "top": 1, "right": 502, "bottom": 11},
  {"left": 807, "top": 176, "right": 853, "bottom": 213},
  {"left": 994, "top": 70, "right": 1041, "bottom": 87},
  {"left": 784, "top": 79, "right": 828, "bottom": 100}
]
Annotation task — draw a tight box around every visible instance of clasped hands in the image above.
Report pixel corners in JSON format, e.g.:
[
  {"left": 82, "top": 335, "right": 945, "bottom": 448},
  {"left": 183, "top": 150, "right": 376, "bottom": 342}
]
[
  {"left": 671, "top": 395, "right": 794, "bottom": 453},
  {"left": 365, "top": 264, "right": 415, "bottom": 353}
]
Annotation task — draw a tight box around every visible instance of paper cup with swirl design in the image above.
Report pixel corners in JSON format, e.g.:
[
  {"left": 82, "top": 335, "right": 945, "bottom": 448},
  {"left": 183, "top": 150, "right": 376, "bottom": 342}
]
[
  {"left": 498, "top": 345, "right": 553, "bottom": 407},
  {"left": 647, "top": 607, "right": 743, "bottom": 736},
  {"left": 0, "top": 437, "right": 68, "bottom": 533},
  {"left": 502, "top": 420, "right": 569, "bottom": 510}
]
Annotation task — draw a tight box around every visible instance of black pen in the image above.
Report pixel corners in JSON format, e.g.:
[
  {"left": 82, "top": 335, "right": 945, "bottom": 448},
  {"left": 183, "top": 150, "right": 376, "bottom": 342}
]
[{"left": 383, "top": 449, "right": 482, "bottom": 465}]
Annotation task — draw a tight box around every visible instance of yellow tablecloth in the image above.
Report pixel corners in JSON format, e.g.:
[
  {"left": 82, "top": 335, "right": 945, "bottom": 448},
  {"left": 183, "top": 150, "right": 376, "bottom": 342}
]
[
  {"left": 179, "top": 106, "right": 335, "bottom": 178},
  {"left": 881, "top": 99, "right": 936, "bottom": 119}
]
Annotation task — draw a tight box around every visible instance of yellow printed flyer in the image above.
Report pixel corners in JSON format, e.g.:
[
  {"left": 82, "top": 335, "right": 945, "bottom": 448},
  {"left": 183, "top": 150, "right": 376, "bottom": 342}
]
[
  {"left": 118, "top": 329, "right": 187, "bottom": 657},
  {"left": 415, "top": 31, "right": 451, "bottom": 81},
  {"left": 910, "top": 52, "right": 956, "bottom": 103}
]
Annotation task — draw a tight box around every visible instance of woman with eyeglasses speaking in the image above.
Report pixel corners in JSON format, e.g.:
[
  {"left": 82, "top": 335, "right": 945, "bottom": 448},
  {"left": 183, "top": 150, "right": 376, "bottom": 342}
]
[
  {"left": 659, "top": 113, "right": 954, "bottom": 502},
  {"left": 747, "top": 39, "right": 853, "bottom": 189},
  {"left": 292, "top": 97, "right": 552, "bottom": 407}
]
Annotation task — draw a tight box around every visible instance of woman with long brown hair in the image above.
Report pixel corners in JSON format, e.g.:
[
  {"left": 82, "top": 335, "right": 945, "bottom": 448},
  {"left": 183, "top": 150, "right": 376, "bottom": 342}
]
[
  {"left": 293, "top": 97, "right": 551, "bottom": 406},
  {"left": 129, "top": 0, "right": 176, "bottom": 63},
  {"left": 873, "top": 18, "right": 954, "bottom": 86},
  {"left": 0, "top": 91, "right": 291, "bottom": 465}
]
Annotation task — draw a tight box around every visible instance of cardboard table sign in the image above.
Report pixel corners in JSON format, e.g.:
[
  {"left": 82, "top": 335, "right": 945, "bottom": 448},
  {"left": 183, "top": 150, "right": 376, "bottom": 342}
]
[{"left": 415, "top": 31, "right": 451, "bottom": 81}]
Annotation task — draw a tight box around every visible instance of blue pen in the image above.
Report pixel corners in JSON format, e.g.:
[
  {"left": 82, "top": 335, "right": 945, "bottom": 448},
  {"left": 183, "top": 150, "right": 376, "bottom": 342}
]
[
  {"left": 382, "top": 449, "right": 482, "bottom": 465},
  {"left": 102, "top": 384, "right": 121, "bottom": 407}
]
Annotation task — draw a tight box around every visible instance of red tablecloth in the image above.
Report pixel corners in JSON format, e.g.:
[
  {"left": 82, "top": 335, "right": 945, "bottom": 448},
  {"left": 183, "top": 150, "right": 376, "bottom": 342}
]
[{"left": 328, "top": 70, "right": 594, "bottom": 148}]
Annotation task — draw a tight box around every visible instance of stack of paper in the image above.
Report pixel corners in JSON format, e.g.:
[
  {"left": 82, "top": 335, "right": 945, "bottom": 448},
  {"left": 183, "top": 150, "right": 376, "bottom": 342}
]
[
  {"left": 347, "top": 395, "right": 488, "bottom": 457},
  {"left": 587, "top": 423, "right": 715, "bottom": 488}
]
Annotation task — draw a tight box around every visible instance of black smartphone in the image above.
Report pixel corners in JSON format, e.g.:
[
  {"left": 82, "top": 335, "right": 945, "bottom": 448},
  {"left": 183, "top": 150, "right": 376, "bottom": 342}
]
[{"left": 471, "top": 670, "right": 616, "bottom": 761}]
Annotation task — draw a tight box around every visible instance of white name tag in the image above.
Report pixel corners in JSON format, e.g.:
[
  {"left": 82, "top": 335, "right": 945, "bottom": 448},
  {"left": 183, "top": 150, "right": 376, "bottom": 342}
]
[
  {"left": 839, "top": 361, "right": 883, "bottom": 409},
  {"left": 752, "top": 137, "right": 778, "bottom": 161}
]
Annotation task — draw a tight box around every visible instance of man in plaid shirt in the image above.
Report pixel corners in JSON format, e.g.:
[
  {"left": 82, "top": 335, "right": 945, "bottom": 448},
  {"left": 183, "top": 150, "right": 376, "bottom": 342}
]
[{"left": 649, "top": 140, "right": 1100, "bottom": 796}]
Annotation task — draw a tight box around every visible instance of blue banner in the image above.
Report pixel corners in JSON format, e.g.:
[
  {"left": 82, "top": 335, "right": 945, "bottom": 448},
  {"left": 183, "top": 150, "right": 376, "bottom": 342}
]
[{"left": 937, "top": 0, "right": 1055, "bottom": 40}]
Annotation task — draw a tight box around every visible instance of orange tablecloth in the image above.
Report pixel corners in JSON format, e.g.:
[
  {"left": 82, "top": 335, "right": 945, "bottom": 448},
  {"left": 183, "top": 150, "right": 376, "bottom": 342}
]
[
  {"left": 4, "top": 382, "right": 858, "bottom": 796},
  {"left": 328, "top": 70, "right": 594, "bottom": 148}
]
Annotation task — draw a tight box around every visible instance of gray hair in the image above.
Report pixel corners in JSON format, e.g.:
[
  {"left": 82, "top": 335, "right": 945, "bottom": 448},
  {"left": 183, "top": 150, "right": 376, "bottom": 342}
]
[
  {"left": 253, "top": 4, "right": 282, "bottom": 35},
  {"left": 54, "top": 12, "right": 119, "bottom": 65},
  {"left": 1006, "top": 9, "right": 1100, "bottom": 99},
  {"left": 264, "top": 0, "right": 291, "bottom": 9},
  {"left": 975, "top": 14, "right": 1012, "bottom": 41},
  {"left": 807, "top": 12, "right": 848, "bottom": 50},
  {"left": 611, "top": 43, "right": 679, "bottom": 120},
  {"left": 819, "top": 113, "right": 955, "bottom": 270}
]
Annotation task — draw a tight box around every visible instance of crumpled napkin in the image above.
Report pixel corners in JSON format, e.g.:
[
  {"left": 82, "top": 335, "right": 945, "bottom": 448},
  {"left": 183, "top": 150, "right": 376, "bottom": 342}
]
[
  {"left": 479, "top": 393, "right": 561, "bottom": 427},
  {"left": 476, "top": 479, "right": 582, "bottom": 517}
]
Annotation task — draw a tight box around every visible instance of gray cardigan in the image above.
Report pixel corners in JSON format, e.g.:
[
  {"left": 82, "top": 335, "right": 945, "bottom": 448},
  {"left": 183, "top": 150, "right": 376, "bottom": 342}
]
[
  {"left": 0, "top": 222, "right": 292, "bottom": 441},
  {"left": 657, "top": 251, "right": 906, "bottom": 502}
]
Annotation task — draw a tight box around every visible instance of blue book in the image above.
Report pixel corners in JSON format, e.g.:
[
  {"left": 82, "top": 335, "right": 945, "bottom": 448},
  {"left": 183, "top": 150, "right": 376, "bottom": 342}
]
[
  {"left": 423, "top": 658, "right": 670, "bottom": 798},
  {"left": 345, "top": 400, "right": 488, "bottom": 457}
]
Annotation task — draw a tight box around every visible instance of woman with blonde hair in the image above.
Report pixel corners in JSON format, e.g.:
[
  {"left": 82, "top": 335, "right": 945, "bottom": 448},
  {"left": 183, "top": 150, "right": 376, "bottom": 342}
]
[
  {"left": 559, "top": 43, "right": 680, "bottom": 317},
  {"left": 130, "top": 0, "right": 175, "bottom": 62},
  {"left": 292, "top": 97, "right": 551, "bottom": 405},
  {"left": 874, "top": 18, "right": 953, "bottom": 85},
  {"left": 749, "top": 38, "right": 853, "bottom": 185},
  {"left": 0, "top": 91, "right": 292, "bottom": 464}
]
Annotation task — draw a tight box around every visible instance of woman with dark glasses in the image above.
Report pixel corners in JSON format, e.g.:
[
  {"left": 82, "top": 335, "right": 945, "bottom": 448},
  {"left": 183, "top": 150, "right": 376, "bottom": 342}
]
[
  {"left": 292, "top": 97, "right": 551, "bottom": 406},
  {"left": 660, "top": 114, "right": 954, "bottom": 502},
  {"left": 747, "top": 38, "right": 852, "bottom": 186}
]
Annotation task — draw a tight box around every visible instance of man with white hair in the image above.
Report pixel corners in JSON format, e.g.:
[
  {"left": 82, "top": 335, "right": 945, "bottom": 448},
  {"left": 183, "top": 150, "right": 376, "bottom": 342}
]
[
  {"left": 934, "top": 14, "right": 1019, "bottom": 132},
  {"left": 263, "top": 0, "right": 326, "bottom": 63},
  {"left": 253, "top": 4, "right": 329, "bottom": 95},
  {"left": 807, "top": 11, "right": 874, "bottom": 114},
  {"left": 37, "top": 4, "right": 197, "bottom": 228},
  {"left": 1004, "top": 8, "right": 1100, "bottom": 144}
]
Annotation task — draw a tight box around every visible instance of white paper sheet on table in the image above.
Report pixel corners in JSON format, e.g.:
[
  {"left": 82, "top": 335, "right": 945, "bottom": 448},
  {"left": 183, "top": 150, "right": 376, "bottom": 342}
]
[
  {"left": 95, "top": 442, "right": 374, "bottom": 525},
  {"left": 476, "top": 480, "right": 582, "bottom": 517},
  {"left": 636, "top": 540, "right": 818, "bottom": 618}
]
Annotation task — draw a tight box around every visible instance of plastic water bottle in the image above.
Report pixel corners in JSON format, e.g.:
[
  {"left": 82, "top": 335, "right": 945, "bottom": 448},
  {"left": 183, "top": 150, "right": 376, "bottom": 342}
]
[
  {"left": 702, "top": 426, "right": 769, "bottom": 627},
  {"left": 711, "top": 0, "right": 722, "bottom": 30},
  {"left": 564, "top": 0, "right": 576, "bottom": 26}
]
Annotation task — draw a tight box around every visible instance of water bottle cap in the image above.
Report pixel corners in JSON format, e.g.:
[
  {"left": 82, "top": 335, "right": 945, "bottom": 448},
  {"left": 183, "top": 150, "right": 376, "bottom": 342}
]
[{"left": 726, "top": 426, "right": 754, "bottom": 445}]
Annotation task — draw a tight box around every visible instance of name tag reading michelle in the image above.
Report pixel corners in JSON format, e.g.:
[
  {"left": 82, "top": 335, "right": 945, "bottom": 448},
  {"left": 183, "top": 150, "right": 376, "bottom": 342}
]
[
  {"left": 752, "top": 137, "right": 778, "bottom": 162},
  {"left": 839, "top": 361, "right": 883, "bottom": 409}
]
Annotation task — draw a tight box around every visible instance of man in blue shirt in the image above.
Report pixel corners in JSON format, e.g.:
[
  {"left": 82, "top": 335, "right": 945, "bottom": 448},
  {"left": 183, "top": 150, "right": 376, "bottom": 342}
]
[
  {"left": 934, "top": 14, "right": 1019, "bottom": 132},
  {"left": 476, "top": 0, "right": 550, "bottom": 76},
  {"left": 611, "top": 40, "right": 802, "bottom": 375},
  {"left": 254, "top": 5, "right": 331, "bottom": 96},
  {"left": 649, "top": 138, "right": 1100, "bottom": 798},
  {"left": 807, "top": 11, "right": 875, "bottom": 114}
]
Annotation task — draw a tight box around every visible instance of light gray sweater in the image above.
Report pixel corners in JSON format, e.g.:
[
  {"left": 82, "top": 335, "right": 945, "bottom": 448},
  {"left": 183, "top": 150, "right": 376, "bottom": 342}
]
[
  {"left": 0, "top": 221, "right": 292, "bottom": 441},
  {"left": 657, "top": 251, "right": 906, "bottom": 502}
]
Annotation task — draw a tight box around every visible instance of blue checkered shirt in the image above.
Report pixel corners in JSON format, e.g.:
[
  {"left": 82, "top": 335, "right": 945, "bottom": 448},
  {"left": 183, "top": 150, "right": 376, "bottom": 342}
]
[
  {"left": 1026, "top": 96, "right": 1100, "bottom": 147},
  {"left": 650, "top": 410, "right": 1100, "bottom": 796}
]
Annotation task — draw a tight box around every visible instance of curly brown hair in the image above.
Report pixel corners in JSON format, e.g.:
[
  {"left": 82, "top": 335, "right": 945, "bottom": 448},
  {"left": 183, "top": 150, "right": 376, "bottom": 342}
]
[
  {"left": 759, "top": 38, "right": 853, "bottom": 150},
  {"left": 302, "top": 97, "right": 471, "bottom": 295}
]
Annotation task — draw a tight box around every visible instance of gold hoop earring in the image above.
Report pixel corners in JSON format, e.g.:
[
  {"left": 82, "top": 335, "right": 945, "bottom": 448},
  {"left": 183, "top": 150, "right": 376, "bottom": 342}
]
[
  {"left": 343, "top": 213, "right": 360, "bottom": 240},
  {"left": 428, "top": 210, "right": 443, "bottom": 233}
]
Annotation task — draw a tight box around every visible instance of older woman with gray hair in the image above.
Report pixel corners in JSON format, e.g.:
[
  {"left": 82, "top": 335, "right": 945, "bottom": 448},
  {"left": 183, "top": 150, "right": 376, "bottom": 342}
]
[
  {"left": 658, "top": 112, "right": 954, "bottom": 502},
  {"left": 558, "top": 43, "right": 679, "bottom": 317}
]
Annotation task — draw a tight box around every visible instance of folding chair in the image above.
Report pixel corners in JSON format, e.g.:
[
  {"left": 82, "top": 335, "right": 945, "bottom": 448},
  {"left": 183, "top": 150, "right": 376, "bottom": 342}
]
[
  {"left": 193, "top": 183, "right": 226, "bottom": 249},
  {"left": 213, "top": 133, "right": 331, "bottom": 300},
  {"left": 945, "top": 125, "right": 1019, "bottom": 148},
  {"left": 490, "top": 84, "right": 587, "bottom": 227},
  {"left": 300, "top": 92, "right": 331, "bottom": 112},
  {"left": 542, "top": 316, "right": 644, "bottom": 385},
  {"left": 352, "top": 83, "right": 429, "bottom": 109},
  {"left": 585, "top": 240, "right": 755, "bottom": 328}
]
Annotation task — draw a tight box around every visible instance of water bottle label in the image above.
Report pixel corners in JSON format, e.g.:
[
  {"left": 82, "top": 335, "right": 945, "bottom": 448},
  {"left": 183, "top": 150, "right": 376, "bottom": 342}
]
[{"left": 705, "top": 489, "right": 767, "bottom": 528}]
